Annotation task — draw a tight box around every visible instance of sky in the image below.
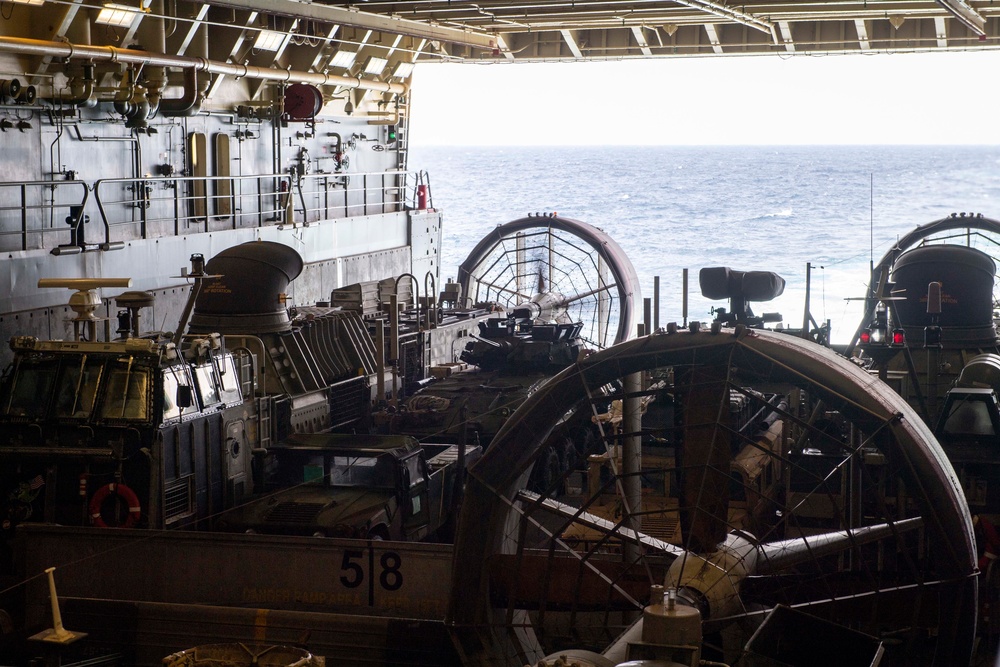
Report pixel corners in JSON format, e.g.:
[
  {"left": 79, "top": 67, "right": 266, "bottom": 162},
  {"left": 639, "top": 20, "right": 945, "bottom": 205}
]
[{"left": 408, "top": 50, "right": 1000, "bottom": 146}]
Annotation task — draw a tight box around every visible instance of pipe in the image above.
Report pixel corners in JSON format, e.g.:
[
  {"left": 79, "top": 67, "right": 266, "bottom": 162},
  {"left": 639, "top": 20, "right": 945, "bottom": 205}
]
[
  {"left": 51, "top": 63, "right": 96, "bottom": 108},
  {"left": 0, "top": 36, "right": 407, "bottom": 95},
  {"left": 158, "top": 67, "right": 202, "bottom": 116},
  {"left": 366, "top": 106, "right": 399, "bottom": 126},
  {"left": 137, "top": 0, "right": 167, "bottom": 113},
  {"left": 622, "top": 370, "right": 642, "bottom": 564}
]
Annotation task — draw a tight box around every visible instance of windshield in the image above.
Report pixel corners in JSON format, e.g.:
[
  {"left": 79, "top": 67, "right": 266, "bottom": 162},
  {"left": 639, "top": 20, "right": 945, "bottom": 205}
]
[
  {"left": 329, "top": 454, "right": 396, "bottom": 488},
  {"left": 193, "top": 364, "right": 220, "bottom": 409},
  {"left": 2, "top": 354, "right": 154, "bottom": 423},
  {"left": 99, "top": 359, "right": 151, "bottom": 421},
  {"left": 3, "top": 358, "right": 58, "bottom": 418},
  {"left": 162, "top": 365, "right": 198, "bottom": 422},
  {"left": 54, "top": 356, "right": 104, "bottom": 418},
  {"left": 942, "top": 396, "right": 997, "bottom": 437}
]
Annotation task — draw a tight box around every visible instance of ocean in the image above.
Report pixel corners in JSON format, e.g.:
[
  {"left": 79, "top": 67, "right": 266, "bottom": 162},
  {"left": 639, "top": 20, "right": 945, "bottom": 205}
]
[{"left": 409, "top": 145, "right": 1000, "bottom": 344}]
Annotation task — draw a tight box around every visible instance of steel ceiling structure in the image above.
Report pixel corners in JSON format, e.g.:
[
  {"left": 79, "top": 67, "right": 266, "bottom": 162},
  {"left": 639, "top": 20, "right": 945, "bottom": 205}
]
[
  {"left": 0, "top": 0, "right": 1000, "bottom": 80},
  {"left": 0, "top": 1, "right": 995, "bottom": 104},
  {"left": 244, "top": 0, "right": 999, "bottom": 61}
]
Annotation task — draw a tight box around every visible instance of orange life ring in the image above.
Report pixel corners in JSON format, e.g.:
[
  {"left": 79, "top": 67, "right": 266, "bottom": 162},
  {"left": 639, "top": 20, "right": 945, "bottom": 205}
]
[{"left": 89, "top": 482, "right": 141, "bottom": 528}]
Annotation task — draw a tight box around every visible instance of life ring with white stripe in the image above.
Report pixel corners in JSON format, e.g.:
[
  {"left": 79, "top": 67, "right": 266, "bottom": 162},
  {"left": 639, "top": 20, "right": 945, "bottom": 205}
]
[{"left": 89, "top": 482, "right": 141, "bottom": 528}]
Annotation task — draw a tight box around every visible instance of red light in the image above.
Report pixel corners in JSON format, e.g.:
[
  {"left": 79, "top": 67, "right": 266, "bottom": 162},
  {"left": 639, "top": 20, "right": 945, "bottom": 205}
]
[
  {"left": 860, "top": 329, "right": 872, "bottom": 344},
  {"left": 892, "top": 329, "right": 906, "bottom": 345}
]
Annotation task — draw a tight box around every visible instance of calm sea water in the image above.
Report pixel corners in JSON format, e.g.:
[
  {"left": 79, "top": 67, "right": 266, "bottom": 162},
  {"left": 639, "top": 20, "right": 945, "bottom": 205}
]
[{"left": 409, "top": 145, "right": 1000, "bottom": 343}]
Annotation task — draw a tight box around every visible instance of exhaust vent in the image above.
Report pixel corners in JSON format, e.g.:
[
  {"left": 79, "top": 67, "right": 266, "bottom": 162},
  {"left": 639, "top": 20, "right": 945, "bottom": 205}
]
[{"left": 189, "top": 241, "right": 304, "bottom": 335}]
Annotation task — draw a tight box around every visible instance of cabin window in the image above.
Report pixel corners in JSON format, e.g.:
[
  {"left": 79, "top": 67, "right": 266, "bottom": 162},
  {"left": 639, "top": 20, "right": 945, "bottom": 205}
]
[
  {"left": 4, "top": 359, "right": 57, "bottom": 418},
  {"left": 404, "top": 486, "right": 429, "bottom": 531},
  {"left": 100, "top": 363, "right": 150, "bottom": 421},
  {"left": 942, "top": 398, "right": 997, "bottom": 437},
  {"left": 193, "top": 365, "right": 221, "bottom": 408},
  {"left": 217, "top": 356, "right": 242, "bottom": 405},
  {"left": 403, "top": 452, "right": 426, "bottom": 487},
  {"left": 162, "top": 366, "right": 197, "bottom": 421},
  {"left": 54, "top": 356, "right": 103, "bottom": 418}
]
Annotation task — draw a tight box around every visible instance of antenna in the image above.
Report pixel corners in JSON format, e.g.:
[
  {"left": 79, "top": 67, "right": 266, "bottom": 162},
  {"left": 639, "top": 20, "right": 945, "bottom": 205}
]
[{"left": 38, "top": 278, "right": 133, "bottom": 342}]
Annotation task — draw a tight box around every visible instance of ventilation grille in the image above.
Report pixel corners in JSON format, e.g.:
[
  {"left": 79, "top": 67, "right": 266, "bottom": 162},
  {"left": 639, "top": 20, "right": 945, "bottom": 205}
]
[
  {"left": 265, "top": 501, "right": 325, "bottom": 524},
  {"left": 164, "top": 474, "right": 194, "bottom": 524},
  {"left": 640, "top": 514, "right": 680, "bottom": 543},
  {"left": 329, "top": 375, "right": 368, "bottom": 429}
]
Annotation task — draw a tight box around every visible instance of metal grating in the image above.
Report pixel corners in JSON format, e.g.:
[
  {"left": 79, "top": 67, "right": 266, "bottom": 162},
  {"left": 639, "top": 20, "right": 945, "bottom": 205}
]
[
  {"left": 163, "top": 474, "right": 194, "bottom": 524},
  {"left": 329, "top": 375, "right": 369, "bottom": 430},
  {"left": 265, "top": 501, "right": 325, "bottom": 524}
]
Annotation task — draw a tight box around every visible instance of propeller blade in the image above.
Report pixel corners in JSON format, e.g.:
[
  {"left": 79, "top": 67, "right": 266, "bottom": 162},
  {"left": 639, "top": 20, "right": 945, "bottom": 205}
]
[
  {"left": 516, "top": 489, "right": 688, "bottom": 558},
  {"left": 757, "top": 516, "right": 924, "bottom": 574}
]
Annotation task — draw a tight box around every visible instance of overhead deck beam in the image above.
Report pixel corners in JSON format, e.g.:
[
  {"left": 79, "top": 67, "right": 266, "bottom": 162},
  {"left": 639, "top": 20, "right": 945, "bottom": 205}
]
[
  {"left": 560, "top": 29, "right": 584, "bottom": 59},
  {"left": 494, "top": 33, "right": 516, "bottom": 61},
  {"left": 937, "top": 0, "right": 987, "bottom": 35},
  {"left": 5, "top": 1, "right": 997, "bottom": 69},
  {"left": 673, "top": 0, "right": 773, "bottom": 34},
  {"left": 778, "top": 21, "right": 795, "bottom": 52},
  {"left": 630, "top": 27, "right": 653, "bottom": 56},
  {"left": 703, "top": 23, "right": 723, "bottom": 54},
  {"left": 204, "top": 0, "right": 498, "bottom": 50},
  {"left": 935, "top": 16, "right": 949, "bottom": 46},
  {"left": 0, "top": 37, "right": 407, "bottom": 94},
  {"left": 855, "top": 19, "right": 871, "bottom": 50}
]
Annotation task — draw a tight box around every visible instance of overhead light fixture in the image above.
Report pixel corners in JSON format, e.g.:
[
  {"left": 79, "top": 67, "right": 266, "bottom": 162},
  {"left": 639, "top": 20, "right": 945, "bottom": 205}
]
[
  {"left": 936, "top": 0, "right": 986, "bottom": 35},
  {"left": 363, "top": 56, "right": 388, "bottom": 76},
  {"left": 889, "top": 14, "right": 906, "bottom": 29},
  {"left": 10, "top": 0, "right": 46, "bottom": 5},
  {"left": 95, "top": 3, "right": 142, "bottom": 27},
  {"left": 391, "top": 61, "right": 415, "bottom": 79},
  {"left": 253, "top": 29, "right": 286, "bottom": 52},
  {"left": 329, "top": 49, "right": 357, "bottom": 69}
]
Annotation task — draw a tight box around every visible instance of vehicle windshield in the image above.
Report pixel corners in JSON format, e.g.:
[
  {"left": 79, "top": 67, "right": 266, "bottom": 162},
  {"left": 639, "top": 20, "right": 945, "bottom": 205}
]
[{"left": 329, "top": 454, "right": 395, "bottom": 488}]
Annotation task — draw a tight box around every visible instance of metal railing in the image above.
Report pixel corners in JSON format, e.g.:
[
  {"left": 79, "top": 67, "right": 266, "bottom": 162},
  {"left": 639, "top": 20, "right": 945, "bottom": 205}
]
[
  {"left": 93, "top": 173, "right": 292, "bottom": 244},
  {"left": 295, "top": 169, "right": 412, "bottom": 223},
  {"left": 0, "top": 180, "right": 90, "bottom": 251},
  {"left": 0, "top": 170, "right": 428, "bottom": 253}
]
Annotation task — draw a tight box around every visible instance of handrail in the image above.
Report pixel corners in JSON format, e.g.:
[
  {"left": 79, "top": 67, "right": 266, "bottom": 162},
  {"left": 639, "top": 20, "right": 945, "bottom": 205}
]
[
  {"left": 295, "top": 169, "right": 415, "bottom": 223},
  {"left": 0, "top": 180, "right": 90, "bottom": 251},
  {"left": 0, "top": 169, "right": 428, "bottom": 253},
  {"left": 93, "top": 173, "right": 292, "bottom": 244}
]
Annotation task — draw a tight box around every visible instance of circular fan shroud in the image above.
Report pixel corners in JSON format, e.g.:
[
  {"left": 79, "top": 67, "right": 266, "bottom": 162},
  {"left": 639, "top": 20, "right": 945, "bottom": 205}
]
[{"left": 448, "top": 327, "right": 977, "bottom": 667}]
